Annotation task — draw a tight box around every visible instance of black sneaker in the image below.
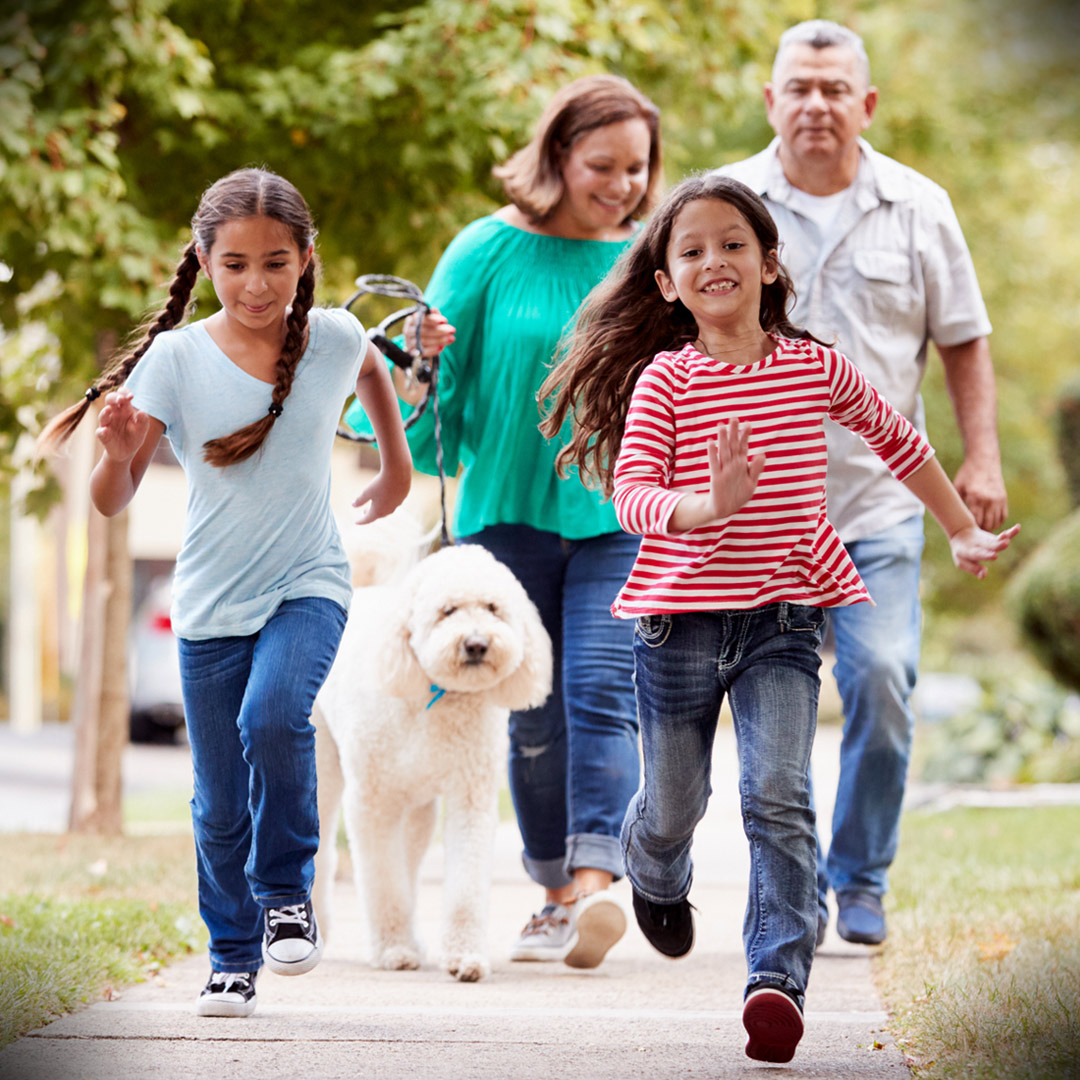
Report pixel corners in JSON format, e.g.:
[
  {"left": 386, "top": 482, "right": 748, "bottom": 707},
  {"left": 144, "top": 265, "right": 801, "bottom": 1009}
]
[
  {"left": 743, "top": 983, "right": 804, "bottom": 1063},
  {"left": 196, "top": 970, "right": 257, "bottom": 1017},
  {"left": 631, "top": 887, "right": 695, "bottom": 958},
  {"left": 262, "top": 900, "right": 323, "bottom": 975}
]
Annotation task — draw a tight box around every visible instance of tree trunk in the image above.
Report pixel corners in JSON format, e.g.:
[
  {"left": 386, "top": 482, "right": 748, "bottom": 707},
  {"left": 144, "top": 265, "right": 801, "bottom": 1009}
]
[
  {"left": 69, "top": 502, "right": 132, "bottom": 834},
  {"left": 68, "top": 350, "right": 133, "bottom": 835}
]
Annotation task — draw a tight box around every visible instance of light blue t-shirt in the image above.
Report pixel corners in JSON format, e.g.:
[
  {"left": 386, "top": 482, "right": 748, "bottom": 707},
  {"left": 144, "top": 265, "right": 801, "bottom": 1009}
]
[{"left": 126, "top": 306, "right": 367, "bottom": 640}]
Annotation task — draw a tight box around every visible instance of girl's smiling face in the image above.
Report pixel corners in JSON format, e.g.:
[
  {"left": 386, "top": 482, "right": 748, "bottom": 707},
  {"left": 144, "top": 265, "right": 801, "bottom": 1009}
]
[
  {"left": 654, "top": 198, "right": 778, "bottom": 337},
  {"left": 198, "top": 215, "right": 312, "bottom": 336}
]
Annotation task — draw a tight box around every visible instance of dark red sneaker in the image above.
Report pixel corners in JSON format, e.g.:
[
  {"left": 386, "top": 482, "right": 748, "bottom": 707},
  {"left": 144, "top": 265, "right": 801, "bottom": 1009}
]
[{"left": 742, "top": 985, "right": 805, "bottom": 1063}]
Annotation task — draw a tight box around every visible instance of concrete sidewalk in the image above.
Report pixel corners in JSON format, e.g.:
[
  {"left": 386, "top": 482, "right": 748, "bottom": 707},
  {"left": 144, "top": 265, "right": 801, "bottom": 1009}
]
[{"left": 1, "top": 723, "right": 908, "bottom": 1079}]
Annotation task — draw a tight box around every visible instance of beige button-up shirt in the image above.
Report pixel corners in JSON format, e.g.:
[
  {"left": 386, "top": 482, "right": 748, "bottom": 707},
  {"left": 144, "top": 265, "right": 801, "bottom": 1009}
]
[{"left": 720, "top": 139, "right": 991, "bottom": 542}]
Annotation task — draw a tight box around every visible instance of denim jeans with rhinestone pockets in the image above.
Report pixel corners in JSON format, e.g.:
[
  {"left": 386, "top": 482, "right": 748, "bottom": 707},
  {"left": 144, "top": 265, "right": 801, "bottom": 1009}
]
[
  {"left": 460, "top": 523, "right": 641, "bottom": 890},
  {"left": 178, "top": 596, "right": 347, "bottom": 973},
  {"left": 622, "top": 602, "right": 824, "bottom": 1004}
]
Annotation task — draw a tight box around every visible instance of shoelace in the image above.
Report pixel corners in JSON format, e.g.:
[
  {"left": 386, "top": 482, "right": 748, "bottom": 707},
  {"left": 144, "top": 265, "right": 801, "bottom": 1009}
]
[
  {"left": 209, "top": 972, "right": 253, "bottom": 993},
  {"left": 521, "top": 905, "right": 567, "bottom": 935},
  {"left": 267, "top": 904, "right": 310, "bottom": 929}
]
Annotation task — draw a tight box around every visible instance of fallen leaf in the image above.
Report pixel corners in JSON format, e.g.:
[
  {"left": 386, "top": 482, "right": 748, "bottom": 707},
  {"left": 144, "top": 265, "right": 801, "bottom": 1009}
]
[
  {"left": 977, "top": 932, "right": 1017, "bottom": 963},
  {"left": 0, "top": 914, "right": 16, "bottom": 928},
  {"left": 102, "top": 986, "right": 122, "bottom": 1001}
]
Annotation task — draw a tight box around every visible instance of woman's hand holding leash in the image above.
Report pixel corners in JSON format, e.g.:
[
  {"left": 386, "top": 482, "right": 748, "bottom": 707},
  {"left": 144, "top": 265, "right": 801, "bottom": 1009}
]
[
  {"left": 669, "top": 419, "right": 765, "bottom": 533},
  {"left": 403, "top": 308, "right": 456, "bottom": 358}
]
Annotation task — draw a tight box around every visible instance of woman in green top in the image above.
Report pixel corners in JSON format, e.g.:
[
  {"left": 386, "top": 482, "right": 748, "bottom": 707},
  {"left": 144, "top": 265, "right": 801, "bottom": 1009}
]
[{"left": 347, "top": 75, "right": 662, "bottom": 968}]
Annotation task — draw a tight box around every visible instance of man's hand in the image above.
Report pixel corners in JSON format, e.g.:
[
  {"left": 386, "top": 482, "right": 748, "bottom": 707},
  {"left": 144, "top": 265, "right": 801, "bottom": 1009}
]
[{"left": 953, "top": 457, "right": 1008, "bottom": 531}]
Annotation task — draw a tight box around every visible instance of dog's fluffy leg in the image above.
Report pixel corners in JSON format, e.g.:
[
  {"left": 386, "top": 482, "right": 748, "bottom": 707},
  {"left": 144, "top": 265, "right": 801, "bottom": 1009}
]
[
  {"left": 404, "top": 800, "right": 438, "bottom": 901},
  {"left": 345, "top": 793, "right": 424, "bottom": 971},
  {"left": 439, "top": 784, "right": 499, "bottom": 982},
  {"left": 311, "top": 704, "right": 343, "bottom": 942}
]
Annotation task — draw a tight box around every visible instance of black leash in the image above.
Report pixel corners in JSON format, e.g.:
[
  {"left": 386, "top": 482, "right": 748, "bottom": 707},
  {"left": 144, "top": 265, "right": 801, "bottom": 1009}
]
[{"left": 337, "top": 274, "right": 452, "bottom": 547}]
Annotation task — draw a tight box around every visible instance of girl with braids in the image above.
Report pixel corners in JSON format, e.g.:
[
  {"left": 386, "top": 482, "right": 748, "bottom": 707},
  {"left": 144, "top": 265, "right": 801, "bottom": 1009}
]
[
  {"left": 38, "top": 167, "right": 412, "bottom": 1018},
  {"left": 540, "top": 174, "right": 1017, "bottom": 1063}
]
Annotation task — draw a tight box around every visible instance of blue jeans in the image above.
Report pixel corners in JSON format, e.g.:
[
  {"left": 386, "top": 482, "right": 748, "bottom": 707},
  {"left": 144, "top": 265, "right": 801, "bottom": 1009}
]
[
  {"left": 178, "top": 596, "right": 347, "bottom": 973},
  {"left": 461, "top": 524, "right": 640, "bottom": 888},
  {"left": 819, "top": 513, "right": 925, "bottom": 907},
  {"left": 623, "top": 604, "right": 824, "bottom": 1004}
]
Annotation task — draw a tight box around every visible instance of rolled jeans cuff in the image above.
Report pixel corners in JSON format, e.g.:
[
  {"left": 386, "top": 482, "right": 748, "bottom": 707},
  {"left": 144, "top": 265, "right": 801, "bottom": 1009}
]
[
  {"left": 521, "top": 853, "right": 572, "bottom": 890},
  {"left": 565, "top": 832, "right": 625, "bottom": 881}
]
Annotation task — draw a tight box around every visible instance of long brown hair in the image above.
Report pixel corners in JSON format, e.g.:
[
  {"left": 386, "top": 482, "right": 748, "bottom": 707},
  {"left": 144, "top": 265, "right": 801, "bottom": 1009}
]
[
  {"left": 493, "top": 74, "right": 663, "bottom": 225},
  {"left": 539, "top": 174, "right": 824, "bottom": 494},
  {"left": 36, "top": 167, "right": 318, "bottom": 467}
]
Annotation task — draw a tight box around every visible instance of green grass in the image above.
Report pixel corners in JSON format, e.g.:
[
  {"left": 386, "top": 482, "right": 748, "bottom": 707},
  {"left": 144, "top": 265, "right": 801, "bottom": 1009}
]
[
  {"left": 0, "top": 833, "right": 203, "bottom": 1050},
  {"left": 877, "top": 806, "right": 1080, "bottom": 1080}
]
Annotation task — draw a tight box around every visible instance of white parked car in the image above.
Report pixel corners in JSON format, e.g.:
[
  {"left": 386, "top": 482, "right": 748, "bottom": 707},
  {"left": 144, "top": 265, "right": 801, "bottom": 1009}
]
[{"left": 128, "top": 575, "right": 185, "bottom": 742}]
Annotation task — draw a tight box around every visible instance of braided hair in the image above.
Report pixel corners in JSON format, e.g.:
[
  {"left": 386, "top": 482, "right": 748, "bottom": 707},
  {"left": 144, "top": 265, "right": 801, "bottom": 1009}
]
[{"left": 37, "top": 168, "right": 318, "bottom": 467}]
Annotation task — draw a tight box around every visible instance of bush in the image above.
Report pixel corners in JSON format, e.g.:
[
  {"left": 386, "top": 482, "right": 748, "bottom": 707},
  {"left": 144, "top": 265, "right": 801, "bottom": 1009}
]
[
  {"left": 919, "top": 673, "right": 1080, "bottom": 784},
  {"left": 1007, "top": 508, "right": 1080, "bottom": 693}
]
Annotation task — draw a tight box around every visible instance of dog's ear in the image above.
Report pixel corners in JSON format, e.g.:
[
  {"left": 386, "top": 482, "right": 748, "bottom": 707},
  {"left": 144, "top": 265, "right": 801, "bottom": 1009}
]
[
  {"left": 376, "top": 579, "right": 430, "bottom": 700},
  {"left": 488, "top": 594, "right": 553, "bottom": 711}
]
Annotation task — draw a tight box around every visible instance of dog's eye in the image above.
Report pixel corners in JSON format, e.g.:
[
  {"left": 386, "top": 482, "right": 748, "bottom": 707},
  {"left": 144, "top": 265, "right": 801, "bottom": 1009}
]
[
  {"left": 440, "top": 605, "right": 457, "bottom": 619},
  {"left": 487, "top": 603, "right": 498, "bottom": 614}
]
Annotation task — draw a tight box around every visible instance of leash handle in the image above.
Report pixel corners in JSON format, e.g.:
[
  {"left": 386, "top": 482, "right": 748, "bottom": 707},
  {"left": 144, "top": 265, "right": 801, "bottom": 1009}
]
[{"left": 337, "top": 275, "right": 454, "bottom": 547}]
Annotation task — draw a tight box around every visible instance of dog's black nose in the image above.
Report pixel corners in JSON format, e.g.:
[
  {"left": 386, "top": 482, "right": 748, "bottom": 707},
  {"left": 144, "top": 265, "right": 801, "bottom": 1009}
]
[{"left": 463, "top": 635, "right": 489, "bottom": 661}]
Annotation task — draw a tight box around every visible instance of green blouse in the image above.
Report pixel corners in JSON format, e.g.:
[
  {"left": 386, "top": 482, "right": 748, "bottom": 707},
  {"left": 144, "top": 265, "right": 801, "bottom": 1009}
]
[{"left": 344, "top": 215, "right": 633, "bottom": 540}]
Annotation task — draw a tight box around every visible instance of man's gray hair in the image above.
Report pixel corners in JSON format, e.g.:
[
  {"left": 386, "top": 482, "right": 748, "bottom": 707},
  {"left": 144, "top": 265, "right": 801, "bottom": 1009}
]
[{"left": 772, "top": 20, "right": 871, "bottom": 86}]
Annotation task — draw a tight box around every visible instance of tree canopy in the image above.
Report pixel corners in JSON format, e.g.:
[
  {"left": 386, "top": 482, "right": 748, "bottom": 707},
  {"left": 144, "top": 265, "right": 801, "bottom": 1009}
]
[{"left": 2, "top": 0, "right": 1078, "bottom": 612}]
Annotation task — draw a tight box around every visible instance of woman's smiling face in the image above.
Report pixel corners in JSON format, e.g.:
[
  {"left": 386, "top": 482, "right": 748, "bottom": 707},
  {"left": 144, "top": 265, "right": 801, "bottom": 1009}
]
[{"left": 554, "top": 117, "right": 652, "bottom": 239}]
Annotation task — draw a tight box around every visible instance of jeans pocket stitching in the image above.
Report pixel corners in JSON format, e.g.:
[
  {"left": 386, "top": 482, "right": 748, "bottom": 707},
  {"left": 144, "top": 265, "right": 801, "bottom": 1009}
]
[{"left": 635, "top": 614, "right": 672, "bottom": 649}]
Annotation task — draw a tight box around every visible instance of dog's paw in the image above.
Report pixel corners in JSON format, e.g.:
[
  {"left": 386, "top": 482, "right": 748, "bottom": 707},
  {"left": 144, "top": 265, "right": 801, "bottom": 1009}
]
[
  {"left": 444, "top": 952, "right": 490, "bottom": 983},
  {"left": 377, "top": 944, "right": 422, "bottom": 971}
]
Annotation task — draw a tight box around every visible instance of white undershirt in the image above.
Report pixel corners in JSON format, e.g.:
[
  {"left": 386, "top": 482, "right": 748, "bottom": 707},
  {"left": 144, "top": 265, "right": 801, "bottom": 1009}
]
[{"left": 785, "top": 184, "right": 854, "bottom": 232}]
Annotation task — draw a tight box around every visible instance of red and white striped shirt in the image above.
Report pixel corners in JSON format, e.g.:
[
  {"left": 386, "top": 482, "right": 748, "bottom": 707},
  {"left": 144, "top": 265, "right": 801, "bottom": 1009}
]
[{"left": 611, "top": 336, "right": 934, "bottom": 618}]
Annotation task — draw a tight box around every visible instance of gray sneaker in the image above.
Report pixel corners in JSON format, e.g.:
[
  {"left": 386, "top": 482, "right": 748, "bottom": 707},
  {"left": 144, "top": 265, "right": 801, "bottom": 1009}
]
[{"left": 509, "top": 903, "right": 578, "bottom": 961}]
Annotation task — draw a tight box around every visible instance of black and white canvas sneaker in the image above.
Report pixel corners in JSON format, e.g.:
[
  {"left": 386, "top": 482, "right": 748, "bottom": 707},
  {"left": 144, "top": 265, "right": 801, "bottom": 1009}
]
[
  {"left": 262, "top": 900, "right": 323, "bottom": 975},
  {"left": 196, "top": 970, "right": 258, "bottom": 1017}
]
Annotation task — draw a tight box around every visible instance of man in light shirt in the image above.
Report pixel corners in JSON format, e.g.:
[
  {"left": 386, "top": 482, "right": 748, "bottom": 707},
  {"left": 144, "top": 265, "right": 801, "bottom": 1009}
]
[{"left": 719, "top": 19, "right": 1008, "bottom": 945}]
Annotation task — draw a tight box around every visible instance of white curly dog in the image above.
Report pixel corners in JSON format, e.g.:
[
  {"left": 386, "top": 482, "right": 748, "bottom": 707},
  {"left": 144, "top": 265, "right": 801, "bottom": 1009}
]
[{"left": 312, "top": 542, "right": 552, "bottom": 982}]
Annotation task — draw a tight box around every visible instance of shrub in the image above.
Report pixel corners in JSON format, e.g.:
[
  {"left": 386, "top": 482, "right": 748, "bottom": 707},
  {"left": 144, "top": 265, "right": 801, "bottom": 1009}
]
[
  {"left": 919, "top": 673, "right": 1080, "bottom": 784},
  {"left": 1007, "top": 508, "right": 1080, "bottom": 693}
]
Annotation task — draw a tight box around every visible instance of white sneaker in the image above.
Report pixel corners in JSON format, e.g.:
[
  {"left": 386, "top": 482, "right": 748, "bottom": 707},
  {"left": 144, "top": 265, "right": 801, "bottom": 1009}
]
[
  {"left": 196, "top": 970, "right": 257, "bottom": 1017},
  {"left": 509, "top": 903, "right": 578, "bottom": 962},
  {"left": 564, "top": 891, "right": 627, "bottom": 969}
]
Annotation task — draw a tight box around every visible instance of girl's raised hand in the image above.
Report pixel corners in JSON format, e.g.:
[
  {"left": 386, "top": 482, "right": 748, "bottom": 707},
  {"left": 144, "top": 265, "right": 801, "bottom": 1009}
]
[
  {"left": 403, "top": 308, "right": 456, "bottom": 358},
  {"left": 705, "top": 419, "right": 765, "bottom": 520},
  {"left": 670, "top": 419, "right": 765, "bottom": 532},
  {"left": 948, "top": 522, "right": 1021, "bottom": 579},
  {"left": 95, "top": 388, "right": 150, "bottom": 463}
]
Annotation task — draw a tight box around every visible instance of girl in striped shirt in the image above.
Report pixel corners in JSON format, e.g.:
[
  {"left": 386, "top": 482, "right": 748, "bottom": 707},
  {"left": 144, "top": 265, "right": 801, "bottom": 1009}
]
[{"left": 540, "top": 174, "right": 1017, "bottom": 1064}]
